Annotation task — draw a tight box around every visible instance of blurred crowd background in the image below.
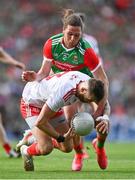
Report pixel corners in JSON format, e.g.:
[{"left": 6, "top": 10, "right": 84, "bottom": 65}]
[{"left": 0, "top": 0, "right": 135, "bottom": 142}]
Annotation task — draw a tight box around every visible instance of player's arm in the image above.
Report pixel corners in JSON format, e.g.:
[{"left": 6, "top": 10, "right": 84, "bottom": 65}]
[
  {"left": 0, "top": 47, "right": 25, "bottom": 70},
  {"left": 36, "top": 57, "right": 52, "bottom": 81},
  {"left": 35, "top": 103, "right": 60, "bottom": 139},
  {"left": 35, "top": 103, "right": 72, "bottom": 142},
  {"left": 84, "top": 48, "right": 109, "bottom": 119},
  {"left": 22, "top": 38, "right": 53, "bottom": 82},
  {"left": 103, "top": 101, "right": 111, "bottom": 117},
  {"left": 22, "top": 57, "right": 52, "bottom": 82},
  {"left": 92, "top": 65, "right": 109, "bottom": 119},
  {"left": 95, "top": 101, "right": 111, "bottom": 134}
]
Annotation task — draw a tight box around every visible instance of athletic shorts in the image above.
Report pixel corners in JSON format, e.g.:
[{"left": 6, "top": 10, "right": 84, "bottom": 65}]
[{"left": 20, "top": 99, "right": 66, "bottom": 129}]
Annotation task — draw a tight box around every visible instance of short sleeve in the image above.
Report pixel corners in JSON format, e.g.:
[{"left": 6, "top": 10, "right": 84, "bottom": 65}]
[
  {"left": 46, "top": 93, "right": 64, "bottom": 112},
  {"left": 43, "top": 38, "right": 53, "bottom": 59},
  {"left": 84, "top": 48, "right": 101, "bottom": 72}
]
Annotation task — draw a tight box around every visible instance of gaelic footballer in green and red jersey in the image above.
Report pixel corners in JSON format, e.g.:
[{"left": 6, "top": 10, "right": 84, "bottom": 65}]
[{"left": 43, "top": 33, "right": 101, "bottom": 77}]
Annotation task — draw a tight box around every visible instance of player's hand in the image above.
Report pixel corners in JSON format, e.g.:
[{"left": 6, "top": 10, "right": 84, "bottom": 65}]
[
  {"left": 22, "top": 71, "right": 37, "bottom": 82},
  {"left": 95, "top": 115, "right": 110, "bottom": 134},
  {"left": 64, "top": 128, "right": 75, "bottom": 141}
]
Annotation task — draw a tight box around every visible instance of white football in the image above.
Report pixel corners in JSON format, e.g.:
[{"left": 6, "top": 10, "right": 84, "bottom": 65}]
[{"left": 71, "top": 112, "right": 94, "bottom": 136}]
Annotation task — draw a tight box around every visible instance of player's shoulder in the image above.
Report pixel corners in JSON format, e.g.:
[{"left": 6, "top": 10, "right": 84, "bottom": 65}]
[
  {"left": 84, "top": 34, "right": 97, "bottom": 43},
  {"left": 78, "top": 36, "right": 92, "bottom": 50}
]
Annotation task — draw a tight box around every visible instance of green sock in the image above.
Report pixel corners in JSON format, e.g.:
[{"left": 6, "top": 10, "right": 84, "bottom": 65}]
[{"left": 97, "top": 140, "right": 104, "bottom": 148}]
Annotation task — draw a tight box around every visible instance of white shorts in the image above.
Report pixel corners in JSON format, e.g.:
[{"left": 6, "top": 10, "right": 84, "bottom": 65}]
[{"left": 20, "top": 99, "right": 66, "bottom": 129}]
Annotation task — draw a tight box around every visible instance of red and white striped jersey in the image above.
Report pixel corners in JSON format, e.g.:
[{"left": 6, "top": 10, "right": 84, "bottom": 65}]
[{"left": 22, "top": 71, "right": 90, "bottom": 112}]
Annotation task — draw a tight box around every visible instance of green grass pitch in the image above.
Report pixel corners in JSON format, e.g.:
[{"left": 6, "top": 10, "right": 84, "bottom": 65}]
[{"left": 0, "top": 142, "right": 135, "bottom": 179}]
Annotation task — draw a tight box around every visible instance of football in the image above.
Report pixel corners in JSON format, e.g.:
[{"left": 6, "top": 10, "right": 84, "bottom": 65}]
[{"left": 71, "top": 112, "right": 94, "bottom": 136}]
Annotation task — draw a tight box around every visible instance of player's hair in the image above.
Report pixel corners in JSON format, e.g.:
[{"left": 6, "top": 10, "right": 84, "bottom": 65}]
[
  {"left": 88, "top": 79, "right": 105, "bottom": 103},
  {"left": 61, "top": 8, "right": 85, "bottom": 30}
]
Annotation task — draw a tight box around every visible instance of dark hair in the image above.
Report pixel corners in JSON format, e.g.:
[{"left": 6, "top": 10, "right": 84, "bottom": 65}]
[
  {"left": 88, "top": 79, "right": 105, "bottom": 103},
  {"left": 61, "top": 9, "right": 85, "bottom": 30}
]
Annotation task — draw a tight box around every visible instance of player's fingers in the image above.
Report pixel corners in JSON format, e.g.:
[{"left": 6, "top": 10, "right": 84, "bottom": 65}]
[
  {"left": 21, "top": 74, "right": 26, "bottom": 81},
  {"left": 21, "top": 73, "right": 30, "bottom": 82},
  {"left": 97, "top": 124, "right": 104, "bottom": 132},
  {"left": 97, "top": 122, "right": 106, "bottom": 132},
  {"left": 70, "top": 128, "right": 76, "bottom": 137},
  {"left": 65, "top": 128, "right": 73, "bottom": 137},
  {"left": 96, "top": 121, "right": 104, "bottom": 129},
  {"left": 68, "top": 127, "right": 72, "bottom": 133},
  {"left": 70, "top": 130, "right": 76, "bottom": 137},
  {"left": 102, "top": 126, "right": 107, "bottom": 134},
  {"left": 97, "top": 122, "right": 108, "bottom": 134}
]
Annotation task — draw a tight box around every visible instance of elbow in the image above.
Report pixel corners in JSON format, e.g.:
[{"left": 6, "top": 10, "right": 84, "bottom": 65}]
[
  {"left": 103, "top": 75, "right": 109, "bottom": 86},
  {"left": 105, "top": 78, "right": 109, "bottom": 88},
  {"left": 102, "top": 76, "right": 109, "bottom": 90},
  {"left": 35, "top": 120, "right": 44, "bottom": 130}
]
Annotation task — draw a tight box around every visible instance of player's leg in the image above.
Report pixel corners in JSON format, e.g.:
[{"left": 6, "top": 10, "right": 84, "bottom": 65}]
[
  {"left": 19, "top": 114, "right": 73, "bottom": 171},
  {"left": 77, "top": 102, "right": 92, "bottom": 159},
  {"left": 16, "top": 100, "right": 37, "bottom": 152},
  {"left": 63, "top": 103, "right": 81, "bottom": 154},
  {"left": 21, "top": 115, "right": 74, "bottom": 171},
  {"left": 63, "top": 103, "right": 84, "bottom": 171},
  {"left": 78, "top": 102, "right": 98, "bottom": 159},
  {"left": 0, "top": 113, "right": 19, "bottom": 157},
  {"left": 25, "top": 110, "right": 73, "bottom": 155},
  {"left": 19, "top": 101, "right": 73, "bottom": 171},
  {"left": 19, "top": 100, "right": 54, "bottom": 171},
  {"left": 17, "top": 110, "right": 73, "bottom": 153},
  {"left": 92, "top": 123, "right": 109, "bottom": 169},
  {"left": 16, "top": 129, "right": 35, "bottom": 152},
  {"left": 20, "top": 116, "right": 54, "bottom": 171},
  {"left": 50, "top": 110, "right": 73, "bottom": 153}
]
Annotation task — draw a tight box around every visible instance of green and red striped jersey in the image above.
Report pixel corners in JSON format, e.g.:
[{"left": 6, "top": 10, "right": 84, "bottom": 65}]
[{"left": 43, "top": 33, "right": 101, "bottom": 77}]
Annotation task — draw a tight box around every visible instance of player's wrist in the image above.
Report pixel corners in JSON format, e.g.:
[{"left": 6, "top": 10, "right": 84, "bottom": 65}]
[
  {"left": 103, "top": 114, "right": 109, "bottom": 121},
  {"left": 35, "top": 73, "right": 42, "bottom": 82},
  {"left": 56, "top": 135, "right": 65, "bottom": 143}
]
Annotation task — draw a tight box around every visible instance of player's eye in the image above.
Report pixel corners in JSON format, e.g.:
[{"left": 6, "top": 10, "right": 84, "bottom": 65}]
[
  {"left": 74, "top": 34, "right": 80, "bottom": 38},
  {"left": 67, "top": 33, "right": 73, "bottom": 36}
]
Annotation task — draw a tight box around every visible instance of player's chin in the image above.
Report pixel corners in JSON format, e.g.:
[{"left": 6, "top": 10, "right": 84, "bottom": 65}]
[{"left": 79, "top": 97, "right": 88, "bottom": 103}]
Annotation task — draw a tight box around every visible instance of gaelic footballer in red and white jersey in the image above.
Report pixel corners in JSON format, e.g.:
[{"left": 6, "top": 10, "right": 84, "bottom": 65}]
[{"left": 22, "top": 71, "right": 90, "bottom": 112}]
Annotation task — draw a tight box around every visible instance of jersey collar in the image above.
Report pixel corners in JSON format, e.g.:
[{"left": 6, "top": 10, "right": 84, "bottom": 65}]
[{"left": 61, "top": 38, "right": 75, "bottom": 51}]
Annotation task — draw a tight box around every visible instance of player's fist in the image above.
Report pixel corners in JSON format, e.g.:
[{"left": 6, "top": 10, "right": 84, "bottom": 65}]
[
  {"left": 64, "top": 128, "right": 75, "bottom": 141},
  {"left": 95, "top": 115, "right": 110, "bottom": 134},
  {"left": 22, "top": 71, "right": 37, "bottom": 82}
]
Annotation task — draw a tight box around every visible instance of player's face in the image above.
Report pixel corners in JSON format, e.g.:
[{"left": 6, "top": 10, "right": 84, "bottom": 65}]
[
  {"left": 63, "top": 25, "right": 82, "bottom": 48},
  {"left": 77, "top": 89, "right": 95, "bottom": 103},
  {"left": 78, "top": 94, "right": 94, "bottom": 103}
]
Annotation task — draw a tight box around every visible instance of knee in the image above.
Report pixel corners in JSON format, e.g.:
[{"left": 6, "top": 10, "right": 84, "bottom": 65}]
[
  {"left": 61, "top": 144, "right": 73, "bottom": 153},
  {"left": 65, "top": 146, "right": 73, "bottom": 153},
  {"left": 38, "top": 143, "right": 53, "bottom": 155}
]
